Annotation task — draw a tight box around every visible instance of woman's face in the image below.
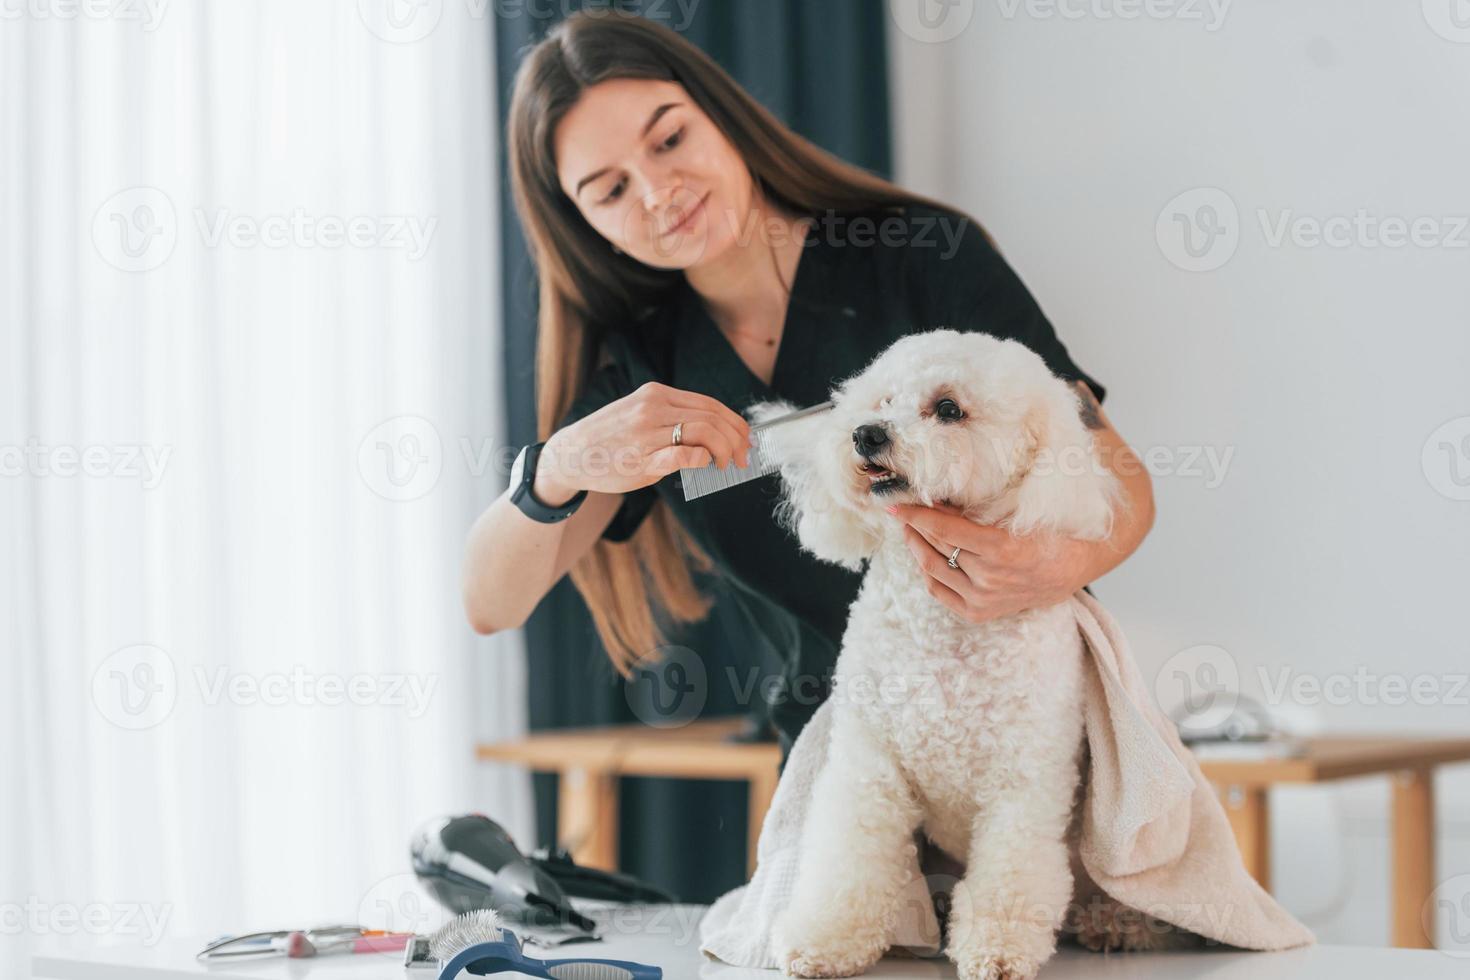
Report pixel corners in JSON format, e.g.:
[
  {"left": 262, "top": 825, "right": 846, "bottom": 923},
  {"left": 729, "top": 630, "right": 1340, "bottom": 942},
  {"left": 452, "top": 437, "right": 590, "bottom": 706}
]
[{"left": 554, "top": 78, "right": 755, "bottom": 270}]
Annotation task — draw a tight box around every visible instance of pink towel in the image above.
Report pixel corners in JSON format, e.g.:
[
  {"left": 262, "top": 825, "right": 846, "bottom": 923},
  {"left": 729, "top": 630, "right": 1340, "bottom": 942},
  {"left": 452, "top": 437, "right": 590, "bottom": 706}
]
[
  {"left": 1068, "top": 589, "right": 1314, "bottom": 948},
  {"left": 698, "top": 590, "right": 1314, "bottom": 968}
]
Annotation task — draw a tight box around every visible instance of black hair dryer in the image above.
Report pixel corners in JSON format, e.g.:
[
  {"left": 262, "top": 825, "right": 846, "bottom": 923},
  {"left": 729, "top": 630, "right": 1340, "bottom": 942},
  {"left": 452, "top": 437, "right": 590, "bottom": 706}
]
[{"left": 410, "top": 814, "right": 677, "bottom": 943}]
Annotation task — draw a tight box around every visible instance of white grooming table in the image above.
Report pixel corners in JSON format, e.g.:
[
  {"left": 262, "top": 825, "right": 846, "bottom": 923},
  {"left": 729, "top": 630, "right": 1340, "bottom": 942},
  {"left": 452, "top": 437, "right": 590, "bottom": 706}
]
[{"left": 30, "top": 903, "right": 1470, "bottom": 980}]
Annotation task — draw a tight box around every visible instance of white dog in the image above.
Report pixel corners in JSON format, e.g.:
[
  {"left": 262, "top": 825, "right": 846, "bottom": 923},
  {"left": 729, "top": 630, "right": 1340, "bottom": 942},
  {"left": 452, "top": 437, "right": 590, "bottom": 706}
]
[{"left": 754, "top": 329, "right": 1186, "bottom": 980}]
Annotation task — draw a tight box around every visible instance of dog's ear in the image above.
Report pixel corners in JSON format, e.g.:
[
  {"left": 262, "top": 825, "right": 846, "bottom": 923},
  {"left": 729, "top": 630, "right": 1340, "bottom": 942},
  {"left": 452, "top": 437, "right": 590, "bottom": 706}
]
[
  {"left": 1008, "top": 381, "right": 1122, "bottom": 541},
  {"left": 749, "top": 399, "right": 879, "bottom": 571}
]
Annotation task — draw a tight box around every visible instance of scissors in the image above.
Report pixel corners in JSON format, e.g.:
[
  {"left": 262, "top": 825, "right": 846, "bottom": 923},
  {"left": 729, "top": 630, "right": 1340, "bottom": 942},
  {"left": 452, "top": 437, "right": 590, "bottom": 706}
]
[{"left": 197, "top": 924, "right": 413, "bottom": 960}]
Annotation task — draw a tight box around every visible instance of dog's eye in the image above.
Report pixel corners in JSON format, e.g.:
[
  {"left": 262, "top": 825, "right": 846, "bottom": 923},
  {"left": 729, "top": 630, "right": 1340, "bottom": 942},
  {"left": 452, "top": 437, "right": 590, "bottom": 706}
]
[{"left": 935, "top": 398, "right": 965, "bottom": 422}]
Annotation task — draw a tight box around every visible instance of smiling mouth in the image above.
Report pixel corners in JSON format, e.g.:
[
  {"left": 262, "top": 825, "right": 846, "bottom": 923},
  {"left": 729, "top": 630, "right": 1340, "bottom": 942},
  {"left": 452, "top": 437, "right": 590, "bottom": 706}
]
[
  {"left": 662, "top": 192, "right": 709, "bottom": 237},
  {"left": 857, "top": 460, "right": 908, "bottom": 494}
]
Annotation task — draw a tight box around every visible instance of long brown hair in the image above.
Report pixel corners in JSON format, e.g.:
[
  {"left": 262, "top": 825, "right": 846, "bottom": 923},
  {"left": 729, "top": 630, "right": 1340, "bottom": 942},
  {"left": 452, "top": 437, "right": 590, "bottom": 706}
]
[{"left": 508, "top": 9, "right": 980, "bottom": 677}]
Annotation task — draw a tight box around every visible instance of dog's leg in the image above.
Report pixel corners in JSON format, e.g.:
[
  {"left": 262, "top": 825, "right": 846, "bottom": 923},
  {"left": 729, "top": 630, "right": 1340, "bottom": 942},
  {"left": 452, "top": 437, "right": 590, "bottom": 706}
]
[
  {"left": 773, "top": 711, "right": 923, "bottom": 978},
  {"left": 944, "top": 783, "right": 1076, "bottom": 980}
]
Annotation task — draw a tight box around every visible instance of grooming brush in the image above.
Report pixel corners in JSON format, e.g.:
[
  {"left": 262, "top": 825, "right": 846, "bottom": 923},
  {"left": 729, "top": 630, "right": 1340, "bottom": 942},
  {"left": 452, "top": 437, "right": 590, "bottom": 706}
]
[
  {"left": 428, "top": 909, "right": 662, "bottom": 980},
  {"left": 678, "top": 400, "right": 833, "bottom": 501}
]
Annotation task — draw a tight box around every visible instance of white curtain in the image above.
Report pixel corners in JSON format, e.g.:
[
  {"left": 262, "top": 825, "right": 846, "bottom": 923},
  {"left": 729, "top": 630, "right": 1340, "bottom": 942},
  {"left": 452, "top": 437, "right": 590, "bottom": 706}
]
[{"left": 0, "top": 3, "right": 529, "bottom": 974}]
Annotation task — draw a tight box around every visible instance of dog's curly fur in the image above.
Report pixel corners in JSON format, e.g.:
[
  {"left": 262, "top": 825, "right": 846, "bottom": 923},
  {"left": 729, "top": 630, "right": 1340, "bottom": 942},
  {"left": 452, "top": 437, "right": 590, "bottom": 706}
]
[{"left": 753, "top": 330, "right": 1195, "bottom": 979}]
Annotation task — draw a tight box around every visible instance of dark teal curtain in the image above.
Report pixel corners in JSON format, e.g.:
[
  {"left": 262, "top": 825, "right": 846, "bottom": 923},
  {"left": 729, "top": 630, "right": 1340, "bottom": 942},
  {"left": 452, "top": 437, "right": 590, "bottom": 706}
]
[{"left": 492, "top": 0, "right": 892, "bottom": 904}]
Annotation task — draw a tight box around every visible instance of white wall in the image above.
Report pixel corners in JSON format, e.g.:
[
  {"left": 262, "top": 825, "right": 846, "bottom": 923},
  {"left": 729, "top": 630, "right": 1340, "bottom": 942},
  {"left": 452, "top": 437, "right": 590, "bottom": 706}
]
[{"left": 890, "top": 0, "right": 1470, "bottom": 948}]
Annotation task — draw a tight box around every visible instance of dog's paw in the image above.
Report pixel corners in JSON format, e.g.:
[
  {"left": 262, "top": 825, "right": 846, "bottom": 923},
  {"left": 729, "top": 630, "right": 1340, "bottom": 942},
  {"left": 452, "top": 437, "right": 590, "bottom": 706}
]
[
  {"left": 778, "top": 944, "right": 884, "bottom": 979},
  {"left": 773, "top": 918, "right": 887, "bottom": 978},
  {"left": 770, "top": 899, "right": 893, "bottom": 975},
  {"left": 951, "top": 950, "right": 1045, "bottom": 980}
]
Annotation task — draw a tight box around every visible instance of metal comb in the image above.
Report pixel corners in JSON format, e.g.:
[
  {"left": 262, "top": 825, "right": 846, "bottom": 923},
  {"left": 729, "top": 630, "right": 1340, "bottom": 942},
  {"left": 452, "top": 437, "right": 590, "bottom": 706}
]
[{"left": 678, "top": 400, "right": 834, "bottom": 502}]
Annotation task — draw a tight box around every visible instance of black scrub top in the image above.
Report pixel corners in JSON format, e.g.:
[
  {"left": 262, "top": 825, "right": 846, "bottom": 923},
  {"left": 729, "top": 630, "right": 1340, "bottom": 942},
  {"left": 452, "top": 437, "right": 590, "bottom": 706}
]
[{"left": 555, "top": 203, "right": 1106, "bottom": 770}]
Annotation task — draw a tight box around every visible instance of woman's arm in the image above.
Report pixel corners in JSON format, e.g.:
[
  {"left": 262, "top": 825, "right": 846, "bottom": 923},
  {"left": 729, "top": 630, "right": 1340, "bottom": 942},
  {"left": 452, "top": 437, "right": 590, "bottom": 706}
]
[{"left": 886, "top": 381, "right": 1155, "bottom": 622}]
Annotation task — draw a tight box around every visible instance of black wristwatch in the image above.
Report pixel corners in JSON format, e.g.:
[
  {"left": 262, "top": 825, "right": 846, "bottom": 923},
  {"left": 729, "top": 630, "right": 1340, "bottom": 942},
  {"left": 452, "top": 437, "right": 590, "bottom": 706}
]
[{"left": 509, "top": 441, "right": 586, "bottom": 523}]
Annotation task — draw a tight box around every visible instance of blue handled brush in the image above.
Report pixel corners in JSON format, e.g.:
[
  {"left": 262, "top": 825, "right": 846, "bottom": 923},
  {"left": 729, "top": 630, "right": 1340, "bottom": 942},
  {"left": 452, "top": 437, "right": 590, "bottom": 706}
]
[{"left": 429, "top": 910, "right": 662, "bottom": 980}]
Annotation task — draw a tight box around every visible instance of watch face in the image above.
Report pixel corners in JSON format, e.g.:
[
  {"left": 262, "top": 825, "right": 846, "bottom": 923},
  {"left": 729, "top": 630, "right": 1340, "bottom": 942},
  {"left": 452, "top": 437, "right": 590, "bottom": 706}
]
[{"left": 510, "top": 445, "right": 528, "bottom": 488}]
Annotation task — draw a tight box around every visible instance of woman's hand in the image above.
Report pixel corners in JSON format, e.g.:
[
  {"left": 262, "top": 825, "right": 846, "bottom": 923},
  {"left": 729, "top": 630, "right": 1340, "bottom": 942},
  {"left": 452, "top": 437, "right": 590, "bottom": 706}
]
[
  {"left": 540, "top": 381, "right": 753, "bottom": 497},
  {"left": 885, "top": 500, "right": 1093, "bottom": 623},
  {"left": 887, "top": 383, "right": 1156, "bottom": 623}
]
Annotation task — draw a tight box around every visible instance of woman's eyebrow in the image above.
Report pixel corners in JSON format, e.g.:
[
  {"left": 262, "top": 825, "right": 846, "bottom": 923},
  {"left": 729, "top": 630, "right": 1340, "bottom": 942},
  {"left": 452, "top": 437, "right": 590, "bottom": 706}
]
[{"left": 574, "top": 101, "right": 683, "bottom": 197}]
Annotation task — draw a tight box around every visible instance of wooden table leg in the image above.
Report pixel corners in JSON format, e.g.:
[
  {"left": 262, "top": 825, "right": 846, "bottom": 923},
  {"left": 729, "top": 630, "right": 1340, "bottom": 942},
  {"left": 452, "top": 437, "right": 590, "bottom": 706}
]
[
  {"left": 1221, "top": 784, "right": 1271, "bottom": 891},
  {"left": 747, "top": 767, "right": 780, "bottom": 878},
  {"left": 558, "top": 768, "right": 619, "bottom": 871},
  {"left": 1391, "top": 768, "right": 1435, "bottom": 949}
]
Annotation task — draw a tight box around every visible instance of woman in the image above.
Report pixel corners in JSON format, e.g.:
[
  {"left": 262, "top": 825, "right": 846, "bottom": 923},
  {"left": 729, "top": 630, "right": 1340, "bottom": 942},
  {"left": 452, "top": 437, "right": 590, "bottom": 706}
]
[{"left": 462, "top": 10, "right": 1154, "bottom": 769}]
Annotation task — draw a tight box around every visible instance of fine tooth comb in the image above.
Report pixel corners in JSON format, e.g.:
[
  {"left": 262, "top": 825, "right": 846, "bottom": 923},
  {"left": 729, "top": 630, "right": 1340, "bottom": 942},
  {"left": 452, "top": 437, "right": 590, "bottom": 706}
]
[{"left": 678, "top": 400, "right": 833, "bottom": 502}]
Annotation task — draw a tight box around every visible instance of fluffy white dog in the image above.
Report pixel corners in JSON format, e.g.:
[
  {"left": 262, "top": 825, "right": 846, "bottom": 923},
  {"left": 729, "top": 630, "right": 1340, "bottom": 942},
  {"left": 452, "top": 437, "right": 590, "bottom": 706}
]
[{"left": 753, "top": 329, "right": 1185, "bottom": 980}]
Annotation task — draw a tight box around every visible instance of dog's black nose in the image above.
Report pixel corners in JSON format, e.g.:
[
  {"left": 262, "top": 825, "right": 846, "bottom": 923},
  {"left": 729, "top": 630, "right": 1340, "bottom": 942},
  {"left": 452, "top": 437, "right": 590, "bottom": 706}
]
[{"left": 852, "top": 423, "right": 889, "bottom": 458}]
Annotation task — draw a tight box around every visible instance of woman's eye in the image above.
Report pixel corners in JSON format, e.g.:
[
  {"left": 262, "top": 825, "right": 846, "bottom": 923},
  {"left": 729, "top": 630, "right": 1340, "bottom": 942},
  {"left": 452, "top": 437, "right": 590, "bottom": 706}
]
[
  {"left": 659, "top": 126, "right": 685, "bottom": 151},
  {"left": 600, "top": 177, "right": 626, "bottom": 205},
  {"left": 935, "top": 398, "right": 965, "bottom": 421}
]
